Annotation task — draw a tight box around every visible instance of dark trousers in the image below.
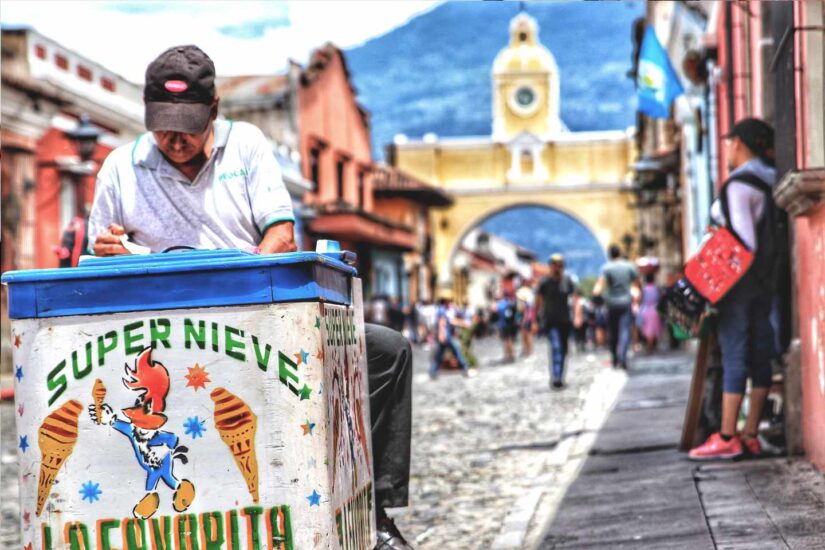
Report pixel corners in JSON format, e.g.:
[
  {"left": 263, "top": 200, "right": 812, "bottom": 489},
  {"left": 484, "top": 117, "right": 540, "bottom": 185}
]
[
  {"left": 717, "top": 275, "right": 774, "bottom": 394},
  {"left": 573, "top": 325, "right": 587, "bottom": 352},
  {"left": 607, "top": 305, "right": 632, "bottom": 366},
  {"left": 365, "top": 323, "right": 413, "bottom": 510},
  {"left": 547, "top": 324, "right": 570, "bottom": 381}
]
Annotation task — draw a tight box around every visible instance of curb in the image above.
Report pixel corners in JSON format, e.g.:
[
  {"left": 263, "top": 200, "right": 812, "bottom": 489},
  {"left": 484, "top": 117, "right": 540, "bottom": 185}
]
[{"left": 490, "top": 366, "right": 628, "bottom": 549}]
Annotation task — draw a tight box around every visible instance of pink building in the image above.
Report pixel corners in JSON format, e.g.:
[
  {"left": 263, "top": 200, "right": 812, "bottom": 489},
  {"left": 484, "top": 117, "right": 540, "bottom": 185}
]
[{"left": 713, "top": 1, "right": 825, "bottom": 467}]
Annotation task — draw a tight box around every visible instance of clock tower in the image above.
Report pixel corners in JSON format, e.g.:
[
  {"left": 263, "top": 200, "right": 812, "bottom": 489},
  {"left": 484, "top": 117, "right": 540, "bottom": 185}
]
[
  {"left": 492, "top": 11, "right": 562, "bottom": 143},
  {"left": 392, "top": 8, "right": 638, "bottom": 298}
]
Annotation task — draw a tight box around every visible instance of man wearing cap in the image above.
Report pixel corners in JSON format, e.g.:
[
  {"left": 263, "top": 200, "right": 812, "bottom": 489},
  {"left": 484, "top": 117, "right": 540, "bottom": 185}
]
[
  {"left": 689, "top": 117, "right": 780, "bottom": 461},
  {"left": 88, "top": 45, "right": 414, "bottom": 549},
  {"left": 535, "top": 254, "right": 576, "bottom": 389}
]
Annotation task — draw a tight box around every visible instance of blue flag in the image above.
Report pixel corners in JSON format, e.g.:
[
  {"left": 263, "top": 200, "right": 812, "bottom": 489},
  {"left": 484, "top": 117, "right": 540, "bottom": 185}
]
[{"left": 637, "top": 26, "right": 685, "bottom": 119}]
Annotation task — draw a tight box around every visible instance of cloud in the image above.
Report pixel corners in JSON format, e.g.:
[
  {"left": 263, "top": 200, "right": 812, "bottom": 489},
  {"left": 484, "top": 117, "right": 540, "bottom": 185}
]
[
  {"left": 0, "top": 0, "right": 440, "bottom": 82},
  {"left": 218, "top": 16, "right": 291, "bottom": 39},
  {"left": 103, "top": 2, "right": 169, "bottom": 15}
]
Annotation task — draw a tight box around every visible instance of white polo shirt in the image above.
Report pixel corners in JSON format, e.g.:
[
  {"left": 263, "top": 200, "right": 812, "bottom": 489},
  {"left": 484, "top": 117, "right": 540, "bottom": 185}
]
[{"left": 88, "top": 120, "right": 294, "bottom": 253}]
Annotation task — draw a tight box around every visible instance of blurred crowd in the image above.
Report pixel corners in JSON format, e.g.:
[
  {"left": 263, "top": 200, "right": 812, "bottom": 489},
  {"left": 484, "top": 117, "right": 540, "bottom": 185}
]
[{"left": 365, "top": 255, "right": 677, "bottom": 379}]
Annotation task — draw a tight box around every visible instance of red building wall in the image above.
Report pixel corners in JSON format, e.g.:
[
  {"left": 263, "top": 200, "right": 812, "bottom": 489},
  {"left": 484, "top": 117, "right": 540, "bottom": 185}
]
[
  {"left": 34, "top": 127, "right": 110, "bottom": 268},
  {"left": 794, "top": 1, "right": 825, "bottom": 470},
  {"left": 797, "top": 209, "right": 825, "bottom": 470},
  {"left": 714, "top": 2, "right": 766, "bottom": 188}
]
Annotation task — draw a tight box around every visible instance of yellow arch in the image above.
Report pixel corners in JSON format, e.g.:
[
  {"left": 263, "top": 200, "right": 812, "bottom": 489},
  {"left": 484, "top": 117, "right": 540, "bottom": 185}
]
[{"left": 431, "top": 186, "right": 637, "bottom": 285}]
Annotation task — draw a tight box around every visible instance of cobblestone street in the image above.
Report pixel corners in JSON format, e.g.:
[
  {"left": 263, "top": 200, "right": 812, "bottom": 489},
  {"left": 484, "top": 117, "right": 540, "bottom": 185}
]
[
  {"left": 389, "top": 336, "right": 627, "bottom": 549},
  {"left": 0, "top": 336, "right": 628, "bottom": 549}
]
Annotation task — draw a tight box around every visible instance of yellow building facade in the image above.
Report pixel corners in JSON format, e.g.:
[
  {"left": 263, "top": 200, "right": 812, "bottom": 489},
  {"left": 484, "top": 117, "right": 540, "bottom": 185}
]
[{"left": 390, "top": 12, "right": 638, "bottom": 289}]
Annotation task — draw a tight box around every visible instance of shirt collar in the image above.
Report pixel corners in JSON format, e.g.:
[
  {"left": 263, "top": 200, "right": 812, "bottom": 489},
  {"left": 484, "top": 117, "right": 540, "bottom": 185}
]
[
  {"left": 730, "top": 157, "right": 776, "bottom": 185},
  {"left": 132, "top": 119, "right": 233, "bottom": 170}
]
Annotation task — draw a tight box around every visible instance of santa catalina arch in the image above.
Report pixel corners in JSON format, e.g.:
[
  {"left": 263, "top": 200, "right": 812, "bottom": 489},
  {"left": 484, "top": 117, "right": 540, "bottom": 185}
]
[{"left": 390, "top": 11, "right": 637, "bottom": 289}]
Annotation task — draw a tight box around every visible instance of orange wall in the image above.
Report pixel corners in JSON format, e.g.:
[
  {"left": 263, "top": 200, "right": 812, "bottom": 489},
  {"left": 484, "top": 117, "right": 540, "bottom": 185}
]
[
  {"left": 298, "top": 51, "right": 373, "bottom": 208},
  {"left": 372, "top": 197, "right": 418, "bottom": 228}
]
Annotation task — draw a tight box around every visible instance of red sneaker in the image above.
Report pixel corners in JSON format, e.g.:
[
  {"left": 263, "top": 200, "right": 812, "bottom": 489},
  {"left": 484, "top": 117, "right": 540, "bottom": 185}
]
[
  {"left": 741, "top": 435, "right": 761, "bottom": 457},
  {"left": 688, "top": 433, "right": 743, "bottom": 461}
]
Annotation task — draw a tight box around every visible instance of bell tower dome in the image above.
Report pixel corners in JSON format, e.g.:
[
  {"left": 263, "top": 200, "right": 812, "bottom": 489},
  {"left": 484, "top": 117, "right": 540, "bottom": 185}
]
[{"left": 492, "top": 11, "right": 562, "bottom": 141}]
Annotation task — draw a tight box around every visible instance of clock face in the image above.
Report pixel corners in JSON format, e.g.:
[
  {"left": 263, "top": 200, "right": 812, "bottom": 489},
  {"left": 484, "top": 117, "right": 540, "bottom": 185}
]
[
  {"left": 515, "top": 86, "right": 536, "bottom": 107},
  {"left": 508, "top": 85, "right": 540, "bottom": 117}
]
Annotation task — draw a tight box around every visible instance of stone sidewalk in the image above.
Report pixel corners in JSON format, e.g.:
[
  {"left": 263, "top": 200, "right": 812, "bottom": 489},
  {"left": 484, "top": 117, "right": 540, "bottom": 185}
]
[{"left": 536, "top": 352, "right": 825, "bottom": 549}]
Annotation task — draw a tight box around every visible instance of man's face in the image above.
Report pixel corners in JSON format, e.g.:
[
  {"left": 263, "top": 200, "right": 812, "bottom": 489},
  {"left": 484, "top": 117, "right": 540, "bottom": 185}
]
[
  {"left": 151, "top": 98, "right": 218, "bottom": 165},
  {"left": 153, "top": 122, "right": 212, "bottom": 165}
]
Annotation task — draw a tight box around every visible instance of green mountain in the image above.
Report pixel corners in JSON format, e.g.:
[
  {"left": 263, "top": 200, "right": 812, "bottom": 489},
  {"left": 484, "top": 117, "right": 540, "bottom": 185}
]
[{"left": 346, "top": 1, "right": 643, "bottom": 159}]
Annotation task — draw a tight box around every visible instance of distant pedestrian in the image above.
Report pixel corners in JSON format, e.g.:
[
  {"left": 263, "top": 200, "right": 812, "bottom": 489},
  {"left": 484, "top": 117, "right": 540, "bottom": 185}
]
[
  {"left": 430, "top": 293, "right": 471, "bottom": 379},
  {"left": 637, "top": 272, "right": 663, "bottom": 351},
  {"left": 571, "top": 288, "right": 588, "bottom": 352},
  {"left": 592, "top": 296, "right": 608, "bottom": 348},
  {"left": 496, "top": 292, "right": 519, "bottom": 363},
  {"left": 536, "top": 254, "right": 575, "bottom": 389},
  {"left": 420, "top": 301, "right": 437, "bottom": 346},
  {"left": 594, "top": 244, "right": 640, "bottom": 369},
  {"left": 368, "top": 295, "right": 390, "bottom": 326},
  {"left": 517, "top": 283, "right": 536, "bottom": 357},
  {"left": 388, "top": 296, "right": 405, "bottom": 333}
]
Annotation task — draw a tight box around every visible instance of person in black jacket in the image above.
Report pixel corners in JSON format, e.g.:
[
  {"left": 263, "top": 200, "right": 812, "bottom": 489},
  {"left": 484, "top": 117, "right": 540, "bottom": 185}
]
[{"left": 536, "top": 254, "right": 576, "bottom": 389}]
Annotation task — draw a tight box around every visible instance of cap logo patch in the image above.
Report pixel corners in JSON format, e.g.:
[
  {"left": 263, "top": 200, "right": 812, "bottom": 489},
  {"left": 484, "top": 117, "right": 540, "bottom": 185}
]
[{"left": 164, "top": 80, "right": 188, "bottom": 93}]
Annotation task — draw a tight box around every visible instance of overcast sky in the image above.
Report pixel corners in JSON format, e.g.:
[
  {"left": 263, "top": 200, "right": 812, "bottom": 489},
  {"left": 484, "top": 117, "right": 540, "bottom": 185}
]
[{"left": 1, "top": 0, "right": 441, "bottom": 82}]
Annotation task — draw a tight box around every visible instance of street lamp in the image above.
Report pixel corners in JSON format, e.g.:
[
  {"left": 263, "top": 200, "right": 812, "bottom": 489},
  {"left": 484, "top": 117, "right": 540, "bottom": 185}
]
[{"left": 65, "top": 114, "right": 101, "bottom": 162}]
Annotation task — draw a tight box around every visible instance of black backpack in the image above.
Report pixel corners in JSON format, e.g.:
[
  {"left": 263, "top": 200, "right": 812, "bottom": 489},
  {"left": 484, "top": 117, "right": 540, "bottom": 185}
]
[{"left": 719, "top": 172, "right": 788, "bottom": 293}]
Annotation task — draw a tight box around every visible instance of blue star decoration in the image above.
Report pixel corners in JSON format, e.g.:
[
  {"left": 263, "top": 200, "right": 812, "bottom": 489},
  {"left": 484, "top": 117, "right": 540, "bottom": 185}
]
[
  {"left": 18, "top": 435, "right": 29, "bottom": 453},
  {"left": 79, "top": 481, "right": 102, "bottom": 503},
  {"left": 14, "top": 365, "right": 23, "bottom": 382},
  {"left": 306, "top": 489, "right": 321, "bottom": 507},
  {"left": 183, "top": 416, "right": 206, "bottom": 439},
  {"left": 300, "top": 349, "right": 309, "bottom": 365}
]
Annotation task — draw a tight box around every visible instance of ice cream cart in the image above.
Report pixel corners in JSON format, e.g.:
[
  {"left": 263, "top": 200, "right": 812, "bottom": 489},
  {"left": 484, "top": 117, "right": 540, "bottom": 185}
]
[{"left": 2, "top": 249, "right": 375, "bottom": 549}]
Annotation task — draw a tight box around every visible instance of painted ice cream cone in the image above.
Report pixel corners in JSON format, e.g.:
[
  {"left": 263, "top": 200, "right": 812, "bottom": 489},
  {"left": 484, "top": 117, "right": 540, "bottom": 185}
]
[
  {"left": 92, "top": 379, "right": 106, "bottom": 425},
  {"left": 210, "top": 388, "right": 259, "bottom": 503},
  {"left": 36, "top": 400, "right": 83, "bottom": 516}
]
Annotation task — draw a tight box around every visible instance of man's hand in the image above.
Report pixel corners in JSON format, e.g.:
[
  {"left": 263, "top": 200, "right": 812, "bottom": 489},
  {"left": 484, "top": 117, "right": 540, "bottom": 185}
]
[
  {"left": 258, "top": 221, "right": 297, "bottom": 253},
  {"left": 92, "top": 224, "right": 131, "bottom": 257}
]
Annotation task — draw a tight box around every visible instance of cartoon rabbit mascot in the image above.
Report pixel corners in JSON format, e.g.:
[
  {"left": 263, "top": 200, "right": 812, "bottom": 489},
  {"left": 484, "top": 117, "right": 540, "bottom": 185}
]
[{"left": 89, "top": 347, "right": 195, "bottom": 519}]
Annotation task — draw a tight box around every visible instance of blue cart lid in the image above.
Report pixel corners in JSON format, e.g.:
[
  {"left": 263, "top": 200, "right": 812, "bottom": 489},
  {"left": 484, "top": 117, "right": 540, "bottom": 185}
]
[{"left": 1, "top": 250, "right": 357, "bottom": 319}]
